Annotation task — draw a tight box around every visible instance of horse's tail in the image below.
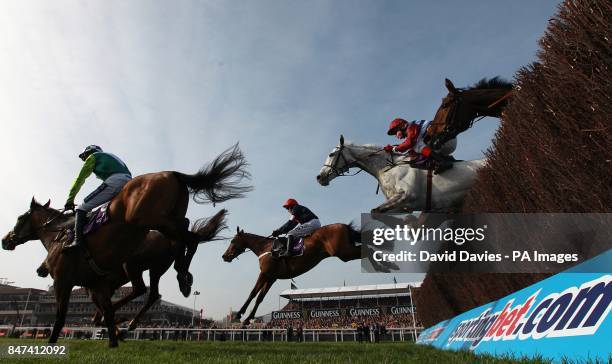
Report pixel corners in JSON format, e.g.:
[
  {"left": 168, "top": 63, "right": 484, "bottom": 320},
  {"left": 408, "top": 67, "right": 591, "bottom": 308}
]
[
  {"left": 174, "top": 143, "right": 253, "bottom": 205},
  {"left": 346, "top": 222, "right": 361, "bottom": 245},
  {"left": 190, "top": 209, "right": 228, "bottom": 243}
]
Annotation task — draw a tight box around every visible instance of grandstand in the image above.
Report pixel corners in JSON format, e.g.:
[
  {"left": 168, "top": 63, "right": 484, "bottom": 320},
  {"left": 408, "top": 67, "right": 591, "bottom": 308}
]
[{"left": 265, "top": 282, "right": 422, "bottom": 333}]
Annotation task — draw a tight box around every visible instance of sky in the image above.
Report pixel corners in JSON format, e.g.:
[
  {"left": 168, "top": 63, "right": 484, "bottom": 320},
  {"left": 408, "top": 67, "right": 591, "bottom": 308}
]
[{"left": 0, "top": 0, "right": 561, "bottom": 319}]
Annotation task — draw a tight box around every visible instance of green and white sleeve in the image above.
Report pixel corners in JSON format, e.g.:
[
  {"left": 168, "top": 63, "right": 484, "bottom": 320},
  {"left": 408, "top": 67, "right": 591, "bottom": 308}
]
[{"left": 66, "top": 154, "right": 96, "bottom": 204}]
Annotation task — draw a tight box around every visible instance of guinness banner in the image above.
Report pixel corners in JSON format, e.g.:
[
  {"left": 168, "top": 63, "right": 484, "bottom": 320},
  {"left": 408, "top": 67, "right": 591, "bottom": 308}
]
[
  {"left": 309, "top": 309, "right": 341, "bottom": 319},
  {"left": 348, "top": 307, "right": 381, "bottom": 317},
  {"left": 271, "top": 310, "right": 302, "bottom": 320},
  {"left": 390, "top": 306, "right": 414, "bottom": 315}
]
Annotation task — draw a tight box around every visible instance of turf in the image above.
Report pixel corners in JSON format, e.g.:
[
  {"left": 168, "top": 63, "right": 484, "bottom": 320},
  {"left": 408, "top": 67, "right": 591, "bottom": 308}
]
[{"left": 0, "top": 339, "right": 555, "bottom": 364}]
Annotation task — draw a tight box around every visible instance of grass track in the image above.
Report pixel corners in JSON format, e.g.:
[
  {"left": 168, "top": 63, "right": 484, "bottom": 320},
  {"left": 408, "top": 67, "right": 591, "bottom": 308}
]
[{"left": 0, "top": 339, "right": 553, "bottom": 364}]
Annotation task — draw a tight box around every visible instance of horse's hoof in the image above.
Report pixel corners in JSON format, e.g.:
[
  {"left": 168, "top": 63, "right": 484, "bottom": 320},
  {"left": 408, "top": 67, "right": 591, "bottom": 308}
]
[
  {"left": 242, "top": 319, "right": 251, "bottom": 326},
  {"left": 179, "top": 283, "right": 191, "bottom": 298},
  {"left": 36, "top": 266, "right": 49, "bottom": 277},
  {"left": 177, "top": 273, "right": 192, "bottom": 297},
  {"left": 109, "top": 342, "right": 118, "bottom": 348},
  {"left": 232, "top": 312, "right": 242, "bottom": 321},
  {"left": 127, "top": 320, "right": 137, "bottom": 331}
]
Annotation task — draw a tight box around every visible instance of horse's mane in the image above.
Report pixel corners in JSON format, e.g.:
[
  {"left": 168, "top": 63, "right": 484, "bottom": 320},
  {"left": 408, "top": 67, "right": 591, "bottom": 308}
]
[
  {"left": 344, "top": 141, "right": 383, "bottom": 150},
  {"left": 468, "top": 77, "right": 513, "bottom": 91},
  {"left": 240, "top": 232, "right": 269, "bottom": 241}
]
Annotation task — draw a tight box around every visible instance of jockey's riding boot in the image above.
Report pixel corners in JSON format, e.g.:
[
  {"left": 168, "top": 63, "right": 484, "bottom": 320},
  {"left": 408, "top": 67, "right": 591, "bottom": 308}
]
[
  {"left": 63, "top": 210, "right": 86, "bottom": 251},
  {"left": 285, "top": 235, "right": 296, "bottom": 257},
  {"left": 430, "top": 152, "right": 454, "bottom": 175}
]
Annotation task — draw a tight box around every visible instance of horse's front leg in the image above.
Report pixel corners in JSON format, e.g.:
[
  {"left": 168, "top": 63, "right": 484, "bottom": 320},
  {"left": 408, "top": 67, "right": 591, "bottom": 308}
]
[
  {"left": 371, "top": 192, "right": 415, "bottom": 213},
  {"left": 49, "top": 281, "right": 73, "bottom": 343},
  {"left": 235, "top": 273, "right": 266, "bottom": 321},
  {"left": 243, "top": 278, "right": 276, "bottom": 325},
  {"left": 109, "top": 263, "right": 147, "bottom": 313},
  {"left": 89, "top": 291, "right": 104, "bottom": 326},
  {"left": 93, "top": 286, "right": 119, "bottom": 348}
]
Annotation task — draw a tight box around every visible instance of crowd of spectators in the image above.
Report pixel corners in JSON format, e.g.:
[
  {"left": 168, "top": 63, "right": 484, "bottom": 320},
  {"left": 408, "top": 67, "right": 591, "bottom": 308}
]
[
  {"left": 267, "top": 296, "right": 419, "bottom": 329},
  {"left": 268, "top": 313, "right": 417, "bottom": 330}
]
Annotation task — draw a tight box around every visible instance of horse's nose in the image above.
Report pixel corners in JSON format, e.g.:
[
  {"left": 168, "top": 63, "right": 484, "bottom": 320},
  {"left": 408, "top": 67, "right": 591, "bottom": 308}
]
[
  {"left": 1, "top": 232, "right": 14, "bottom": 250},
  {"left": 222, "top": 253, "right": 230, "bottom": 262},
  {"left": 317, "top": 174, "right": 329, "bottom": 186}
]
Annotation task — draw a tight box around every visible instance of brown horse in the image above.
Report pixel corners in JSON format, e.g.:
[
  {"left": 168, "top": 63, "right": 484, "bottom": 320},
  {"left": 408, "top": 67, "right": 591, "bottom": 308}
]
[
  {"left": 113, "top": 143, "right": 251, "bottom": 282},
  {"left": 2, "top": 145, "right": 249, "bottom": 347},
  {"left": 68, "top": 210, "right": 227, "bottom": 330},
  {"left": 1, "top": 199, "right": 225, "bottom": 345},
  {"left": 427, "top": 77, "right": 514, "bottom": 148},
  {"left": 221, "top": 224, "right": 394, "bottom": 325}
]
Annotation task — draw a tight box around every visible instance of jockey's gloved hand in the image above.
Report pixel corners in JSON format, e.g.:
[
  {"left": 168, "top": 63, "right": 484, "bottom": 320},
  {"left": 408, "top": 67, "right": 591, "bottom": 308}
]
[
  {"left": 383, "top": 145, "right": 394, "bottom": 152},
  {"left": 64, "top": 201, "right": 75, "bottom": 211}
]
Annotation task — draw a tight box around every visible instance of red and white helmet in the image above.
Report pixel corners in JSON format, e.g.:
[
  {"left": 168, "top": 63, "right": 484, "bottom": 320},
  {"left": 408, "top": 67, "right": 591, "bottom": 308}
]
[
  {"left": 387, "top": 118, "right": 408, "bottom": 135},
  {"left": 283, "top": 198, "right": 298, "bottom": 208}
]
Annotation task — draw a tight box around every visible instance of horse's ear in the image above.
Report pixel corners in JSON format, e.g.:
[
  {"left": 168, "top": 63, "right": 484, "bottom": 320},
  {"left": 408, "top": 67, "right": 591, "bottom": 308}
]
[
  {"left": 30, "top": 197, "right": 38, "bottom": 209},
  {"left": 445, "top": 79, "right": 457, "bottom": 94},
  {"left": 240, "top": 229, "right": 244, "bottom": 234},
  {"left": 236, "top": 226, "right": 240, "bottom": 234},
  {"left": 340, "top": 135, "right": 344, "bottom": 146},
  {"left": 43, "top": 199, "right": 51, "bottom": 209}
]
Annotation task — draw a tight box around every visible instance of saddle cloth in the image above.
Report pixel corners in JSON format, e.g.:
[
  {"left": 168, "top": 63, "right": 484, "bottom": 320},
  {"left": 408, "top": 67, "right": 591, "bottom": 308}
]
[
  {"left": 65, "top": 203, "right": 111, "bottom": 241},
  {"left": 271, "top": 236, "right": 306, "bottom": 258}
]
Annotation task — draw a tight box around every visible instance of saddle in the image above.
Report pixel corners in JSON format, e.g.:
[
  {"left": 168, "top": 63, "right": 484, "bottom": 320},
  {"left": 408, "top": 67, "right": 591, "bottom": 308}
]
[
  {"left": 408, "top": 155, "right": 456, "bottom": 174},
  {"left": 271, "top": 236, "right": 307, "bottom": 259}
]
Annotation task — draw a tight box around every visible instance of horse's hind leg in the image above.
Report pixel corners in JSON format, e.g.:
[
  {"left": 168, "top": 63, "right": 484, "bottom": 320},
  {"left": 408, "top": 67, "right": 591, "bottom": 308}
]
[
  {"left": 128, "top": 270, "right": 163, "bottom": 331},
  {"left": 144, "top": 217, "right": 197, "bottom": 296},
  {"left": 49, "top": 282, "right": 73, "bottom": 343},
  {"left": 243, "top": 278, "right": 276, "bottom": 325}
]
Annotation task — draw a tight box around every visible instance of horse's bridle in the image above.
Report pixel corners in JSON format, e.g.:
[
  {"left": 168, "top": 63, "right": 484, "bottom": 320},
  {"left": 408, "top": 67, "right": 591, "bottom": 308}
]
[
  {"left": 324, "top": 145, "right": 388, "bottom": 178},
  {"left": 323, "top": 144, "right": 354, "bottom": 177},
  {"left": 229, "top": 235, "right": 273, "bottom": 260}
]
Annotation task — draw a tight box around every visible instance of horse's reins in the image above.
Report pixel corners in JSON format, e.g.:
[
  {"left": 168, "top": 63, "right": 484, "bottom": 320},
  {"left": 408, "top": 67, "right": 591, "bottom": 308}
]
[
  {"left": 325, "top": 145, "right": 391, "bottom": 176},
  {"left": 233, "top": 235, "right": 274, "bottom": 260},
  {"left": 39, "top": 208, "right": 109, "bottom": 276},
  {"left": 325, "top": 145, "right": 393, "bottom": 195},
  {"left": 443, "top": 88, "right": 513, "bottom": 130}
]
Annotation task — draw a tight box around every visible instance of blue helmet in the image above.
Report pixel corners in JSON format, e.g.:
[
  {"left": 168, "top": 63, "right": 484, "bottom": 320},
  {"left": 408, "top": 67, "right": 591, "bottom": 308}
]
[{"left": 79, "top": 145, "right": 102, "bottom": 160}]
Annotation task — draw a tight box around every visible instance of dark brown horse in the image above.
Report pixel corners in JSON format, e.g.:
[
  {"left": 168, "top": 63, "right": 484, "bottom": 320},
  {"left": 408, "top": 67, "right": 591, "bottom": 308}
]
[
  {"left": 222, "top": 224, "right": 394, "bottom": 324},
  {"left": 2, "top": 145, "right": 249, "bottom": 347},
  {"left": 2, "top": 199, "right": 226, "bottom": 344},
  {"left": 72, "top": 210, "right": 226, "bottom": 330},
  {"left": 427, "top": 77, "right": 514, "bottom": 148}
]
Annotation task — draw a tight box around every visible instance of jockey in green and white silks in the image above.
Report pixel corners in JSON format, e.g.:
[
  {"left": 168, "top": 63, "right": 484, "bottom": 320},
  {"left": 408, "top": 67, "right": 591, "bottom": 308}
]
[{"left": 63, "top": 145, "right": 132, "bottom": 250}]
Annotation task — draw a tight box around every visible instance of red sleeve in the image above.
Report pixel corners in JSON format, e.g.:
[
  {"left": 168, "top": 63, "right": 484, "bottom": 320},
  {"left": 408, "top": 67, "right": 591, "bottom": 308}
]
[{"left": 394, "top": 125, "right": 419, "bottom": 152}]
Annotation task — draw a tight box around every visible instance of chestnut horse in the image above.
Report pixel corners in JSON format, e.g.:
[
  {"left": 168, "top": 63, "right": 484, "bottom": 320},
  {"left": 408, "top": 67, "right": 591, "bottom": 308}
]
[
  {"left": 2, "top": 145, "right": 249, "bottom": 347},
  {"left": 427, "top": 77, "right": 513, "bottom": 148},
  {"left": 222, "top": 224, "right": 394, "bottom": 324},
  {"left": 20, "top": 202, "right": 227, "bottom": 331}
]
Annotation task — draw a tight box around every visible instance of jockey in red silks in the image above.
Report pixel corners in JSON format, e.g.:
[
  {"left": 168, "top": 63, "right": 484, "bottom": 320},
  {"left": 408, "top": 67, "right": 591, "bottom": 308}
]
[
  {"left": 272, "top": 198, "right": 321, "bottom": 257},
  {"left": 384, "top": 118, "right": 456, "bottom": 174}
]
